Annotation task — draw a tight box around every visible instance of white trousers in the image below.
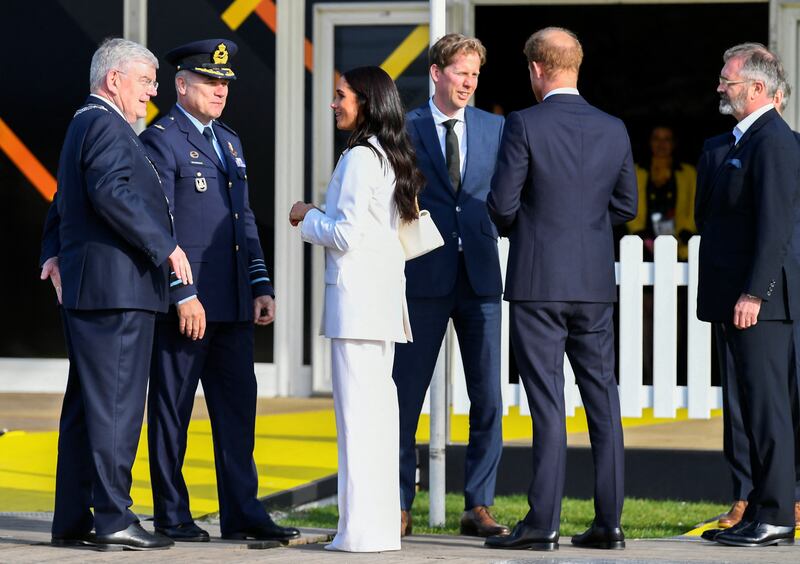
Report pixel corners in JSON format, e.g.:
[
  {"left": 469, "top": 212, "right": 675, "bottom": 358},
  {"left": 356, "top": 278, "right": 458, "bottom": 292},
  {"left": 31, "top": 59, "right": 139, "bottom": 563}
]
[{"left": 325, "top": 338, "right": 401, "bottom": 552}]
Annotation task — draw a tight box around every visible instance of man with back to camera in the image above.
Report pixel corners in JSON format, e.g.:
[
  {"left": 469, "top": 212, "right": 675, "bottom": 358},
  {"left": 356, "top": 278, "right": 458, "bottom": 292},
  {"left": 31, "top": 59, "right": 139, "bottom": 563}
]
[
  {"left": 484, "top": 27, "right": 637, "bottom": 551},
  {"left": 39, "top": 37, "right": 192, "bottom": 551},
  {"left": 139, "top": 39, "right": 299, "bottom": 543},
  {"left": 392, "top": 33, "right": 509, "bottom": 538},
  {"left": 697, "top": 46, "right": 800, "bottom": 545}
]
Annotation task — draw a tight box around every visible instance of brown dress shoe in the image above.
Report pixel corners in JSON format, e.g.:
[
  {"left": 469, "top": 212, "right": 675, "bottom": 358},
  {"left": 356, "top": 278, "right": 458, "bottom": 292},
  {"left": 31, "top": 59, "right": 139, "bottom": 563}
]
[
  {"left": 401, "top": 510, "right": 412, "bottom": 537},
  {"left": 460, "top": 506, "right": 510, "bottom": 537},
  {"left": 718, "top": 500, "right": 747, "bottom": 528}
]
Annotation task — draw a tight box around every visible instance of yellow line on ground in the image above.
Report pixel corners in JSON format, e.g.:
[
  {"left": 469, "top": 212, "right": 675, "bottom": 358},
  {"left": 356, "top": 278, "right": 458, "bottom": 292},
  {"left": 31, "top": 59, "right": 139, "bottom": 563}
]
[
  {"left": 380, "top": 25, "right": 429, "bottom": 80},
  {"left": 222, "top": 0, "right": 261, "bottom": 30},
  {"left": 0, "top": 410, "right": 338, "bottom": 516}
]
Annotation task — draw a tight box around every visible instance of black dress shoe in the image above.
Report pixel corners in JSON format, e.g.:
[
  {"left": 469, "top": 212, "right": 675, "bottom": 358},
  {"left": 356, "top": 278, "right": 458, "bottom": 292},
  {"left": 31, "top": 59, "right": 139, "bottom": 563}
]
[
  {"left": 484, "top": 521, "right": 558, "bottom": 551},
  {"left": 51, "top": 531, "right": 96, "bottom": 547},
  {"left": 155, "top": 521, "right": 210, "bottom": 542},
  {"left": 714, "top": 521, "right": 795, "bottom": 547},
  {"left": 701, "top": 519, "right": 751, "bottom": 542},
  {"left": 571, "top": 523, "right": 625, "bottom": 549},
  {"left": 94, "top": 522, "right": 174, "bottom": 551},
  {"left": 221, "top": 516, "right": 301, "bottom": 542}
]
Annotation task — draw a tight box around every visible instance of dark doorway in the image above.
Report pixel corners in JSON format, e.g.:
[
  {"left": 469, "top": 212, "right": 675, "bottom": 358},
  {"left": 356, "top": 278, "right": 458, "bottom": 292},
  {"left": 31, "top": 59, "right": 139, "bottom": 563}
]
[{"left": 474, "top": 3, "right": 769, "bottom": 164}]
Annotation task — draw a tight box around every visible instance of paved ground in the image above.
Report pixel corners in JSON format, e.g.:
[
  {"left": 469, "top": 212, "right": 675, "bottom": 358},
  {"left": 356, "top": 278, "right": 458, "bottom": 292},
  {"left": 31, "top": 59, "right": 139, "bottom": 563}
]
[{"left": 1, "top": 513, "right": 798, "bottom": 564}]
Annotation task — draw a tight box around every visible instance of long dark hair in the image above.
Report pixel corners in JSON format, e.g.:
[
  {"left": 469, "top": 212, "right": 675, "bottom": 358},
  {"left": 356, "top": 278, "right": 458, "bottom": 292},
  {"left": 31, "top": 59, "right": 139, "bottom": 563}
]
[{"left": 342, "top": 66, "right": 424, "bottom": 222}]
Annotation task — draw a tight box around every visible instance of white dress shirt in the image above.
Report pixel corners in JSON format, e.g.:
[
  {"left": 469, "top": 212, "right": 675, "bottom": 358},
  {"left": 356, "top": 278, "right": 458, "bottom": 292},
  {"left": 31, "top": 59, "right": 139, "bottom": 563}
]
[
  {"left": 429, "top": 98, "right": 467, "bottom": 180},
  {"left": 733, "top": 102, "right": 775, "bottom": 145},
  {"left": 543, "top": 87, "right": 580, "bottom": 101}
]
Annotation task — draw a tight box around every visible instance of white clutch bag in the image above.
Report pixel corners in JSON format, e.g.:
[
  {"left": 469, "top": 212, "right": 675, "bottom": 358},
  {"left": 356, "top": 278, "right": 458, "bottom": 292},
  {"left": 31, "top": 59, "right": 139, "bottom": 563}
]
[{"left": 398, "top": 200, "right": 444, "bottom": 260}]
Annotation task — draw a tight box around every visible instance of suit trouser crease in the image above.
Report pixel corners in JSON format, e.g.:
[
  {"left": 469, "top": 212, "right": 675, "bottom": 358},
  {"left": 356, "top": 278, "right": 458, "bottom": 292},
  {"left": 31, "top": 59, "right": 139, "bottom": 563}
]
[
  {"left": 53, "top": 308, "right": 154, "bottom": 536},
  {"left": 510, "top": 301, "right": 624, "bottom": 531},
  {"left": 392, "top": 258, "right": 503, "bottom": 510},
  {"left": 328, "top": 338, "right": 401, "bottom": 552},
  {"left": 148, "top": 320, "right": 268, "bottom": 532}
]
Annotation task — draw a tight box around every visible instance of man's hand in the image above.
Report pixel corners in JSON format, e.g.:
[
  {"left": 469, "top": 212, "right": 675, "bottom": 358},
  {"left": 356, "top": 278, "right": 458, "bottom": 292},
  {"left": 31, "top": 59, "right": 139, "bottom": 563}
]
[
  {"left": 40, "top": 256, "right": 62, "bottom": 304},
  {"left": 733, "top": 293, "right": 762, "bottom": 330},
  {"left": 254, "top": 295, "right": 275, "bottom": 326},
  {"left": 168, "top": 245, "right": 193, "bottom": 285},
  {"left": 177, "top": 297, "right": 206, "bottom": 340}
]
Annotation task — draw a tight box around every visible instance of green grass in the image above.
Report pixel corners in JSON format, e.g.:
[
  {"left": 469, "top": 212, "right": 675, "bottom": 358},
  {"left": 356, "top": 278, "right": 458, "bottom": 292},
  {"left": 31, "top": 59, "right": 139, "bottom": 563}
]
[{"left": 279, "top": 492, "right": 728, "bottom": 538}]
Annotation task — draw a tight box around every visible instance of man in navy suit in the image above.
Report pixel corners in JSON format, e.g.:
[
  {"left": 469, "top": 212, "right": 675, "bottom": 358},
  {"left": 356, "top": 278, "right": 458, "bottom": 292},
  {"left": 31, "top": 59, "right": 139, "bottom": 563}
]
[
  {"left": 392, "top": 34, "right": 508, "bottom": 538},
  {"left": 485, "top": 27, "right": 637, "bottom": 551},
  {"left": 696, "top": 43, "right": 800, "bottom": 548},
  {"left": 39, "top": 38, "right": 192, "bottom": 551},
  {"left": 140, "top": 40, "right": 299, "bottom": 543}
]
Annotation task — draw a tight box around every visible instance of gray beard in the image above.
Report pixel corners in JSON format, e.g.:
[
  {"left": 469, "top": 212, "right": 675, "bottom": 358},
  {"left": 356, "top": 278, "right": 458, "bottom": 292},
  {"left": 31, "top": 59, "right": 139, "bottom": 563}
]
[{"left": 719, "top": 100, "right": 735, "bottom": 115}]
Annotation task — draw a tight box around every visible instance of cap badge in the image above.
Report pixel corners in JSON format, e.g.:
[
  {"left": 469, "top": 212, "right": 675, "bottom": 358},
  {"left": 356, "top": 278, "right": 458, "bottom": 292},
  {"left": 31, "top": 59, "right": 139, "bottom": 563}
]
[{"left": 213, "top": 43, "right": 229, "bottom": 65}]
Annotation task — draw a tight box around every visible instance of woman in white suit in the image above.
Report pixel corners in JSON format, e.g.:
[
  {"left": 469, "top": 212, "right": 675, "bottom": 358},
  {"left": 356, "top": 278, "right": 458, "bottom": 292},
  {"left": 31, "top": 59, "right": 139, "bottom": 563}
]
[{"left": 289, "top": 66, "right": 423, "bottom": 552}]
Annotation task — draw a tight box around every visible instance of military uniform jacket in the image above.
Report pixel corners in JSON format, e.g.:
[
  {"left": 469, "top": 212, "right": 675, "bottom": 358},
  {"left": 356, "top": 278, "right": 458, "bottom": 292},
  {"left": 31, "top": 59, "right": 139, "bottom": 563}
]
[
  {"left": 40, "top": 96, "right": 176, "bottom": 311},
  {"left": 140, "top": 105, "right": 273, "bottom": 322},
  {"left": 696, "top": 109, "right": 800, "bottom": 322}
]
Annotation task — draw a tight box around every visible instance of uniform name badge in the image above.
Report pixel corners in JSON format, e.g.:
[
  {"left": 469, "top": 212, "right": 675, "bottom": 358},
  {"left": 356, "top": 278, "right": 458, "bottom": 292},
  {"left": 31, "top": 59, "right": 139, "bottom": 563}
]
[{"left": 195, "top": 177, "right": 208, "bottom": 192}]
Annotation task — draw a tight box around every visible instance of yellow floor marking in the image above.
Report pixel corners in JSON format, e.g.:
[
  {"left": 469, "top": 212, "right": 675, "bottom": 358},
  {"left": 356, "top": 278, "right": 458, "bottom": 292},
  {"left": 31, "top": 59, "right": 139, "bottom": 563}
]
[
  {"left": 0, "top": 410, "right": 338, "bottom": 516},
  {"left": 683, "top": 520, "right": 800, "bottom": 539},
  {"left": 380, "top": 25, "right": 429, "bottom": 80},
  {"left": 415, "top": 407, "right": 723, "bottom": 443},
  {"left": 0, "top": 406, "right": 720, "bottom": 517},
  {"left": 222, "top": 0, "right": 262, "bottom": 31}
]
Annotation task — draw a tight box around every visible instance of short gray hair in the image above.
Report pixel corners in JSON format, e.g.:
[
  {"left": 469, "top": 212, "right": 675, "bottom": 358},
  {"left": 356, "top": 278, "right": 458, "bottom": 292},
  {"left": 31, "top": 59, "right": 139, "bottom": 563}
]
[
  {"left": 723, "top": 42, "right": 783, "bottom": 98},
  {"left": 89, "top": 37, "right": 158, "bottom": 92}
]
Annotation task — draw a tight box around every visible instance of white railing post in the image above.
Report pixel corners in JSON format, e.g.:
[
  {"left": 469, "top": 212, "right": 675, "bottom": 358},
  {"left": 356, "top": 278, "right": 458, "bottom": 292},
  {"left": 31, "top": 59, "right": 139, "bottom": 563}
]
[
  {"left": 653, "top": 236, "right": 678, "bottom": 417},
  {"left": 687, "top": 236, "right": 712, "bottom": 418},
  {"left": 618, "top": 236, "right": 643, "bottom": 417},
  {"left": 428, "top": 0, "right": 447, "bottom": 529}
]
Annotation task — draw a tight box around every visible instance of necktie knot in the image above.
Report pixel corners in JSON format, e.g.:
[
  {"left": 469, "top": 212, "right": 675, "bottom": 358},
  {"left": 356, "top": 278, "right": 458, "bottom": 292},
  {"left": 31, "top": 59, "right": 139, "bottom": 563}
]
[
  {"left": 442, "top": 118, "right": 458, "bottom": 131},
  {"left": 203, "top": 126, "right": 215, "bottom": 144}
]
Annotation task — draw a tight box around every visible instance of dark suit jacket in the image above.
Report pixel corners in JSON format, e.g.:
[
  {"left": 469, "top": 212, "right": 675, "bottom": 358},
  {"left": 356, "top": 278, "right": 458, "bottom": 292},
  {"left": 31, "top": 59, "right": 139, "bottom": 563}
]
[
  {"left": 487, "top": 94, "right": 638, "bottom": 302},
  {"left": 140, "top": 106, "right": 273, "bottom": 322},
  {"left": 697, "top": 108, "right": 800, "bottom": 322},
  {"left": 695, "top": 132, "right": 733, "bottom": 232},
  {"left": 404, "top": 103, "right": 504, "bottom": 298},
  {"left": 40, "top": 96, "right": 176, "bottom": 311}
]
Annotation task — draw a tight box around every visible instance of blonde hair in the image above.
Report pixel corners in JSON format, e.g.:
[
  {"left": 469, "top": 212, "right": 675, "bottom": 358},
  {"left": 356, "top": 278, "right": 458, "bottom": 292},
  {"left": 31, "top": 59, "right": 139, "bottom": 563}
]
[
  {"left": 429, "top": 33, "right": 487, "bottom": 69},
  {"left": 523, "top": 27, "right": 583, "bottom": 76}
]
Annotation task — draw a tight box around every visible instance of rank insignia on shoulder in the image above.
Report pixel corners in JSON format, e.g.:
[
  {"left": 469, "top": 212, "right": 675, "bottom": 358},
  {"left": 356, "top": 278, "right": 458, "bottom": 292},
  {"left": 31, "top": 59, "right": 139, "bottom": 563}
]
[
  {"left": 195, "top": 177, "right": 208, "bottom": 192},
  {"left": 227, "top": 141, "right": 238, "bottom": 158},
  {"left": 190, "top": 150, "right": 200, "bottom": 158},
  {"left": 153, "top": 124, "right": 165, "bottom": 130}
]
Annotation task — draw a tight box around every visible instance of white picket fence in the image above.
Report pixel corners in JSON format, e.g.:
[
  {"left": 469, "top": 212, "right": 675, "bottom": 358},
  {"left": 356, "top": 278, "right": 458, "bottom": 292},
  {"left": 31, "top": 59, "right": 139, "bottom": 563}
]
[{"left": 422, "top": 235, "right": 722, "bottom": 422}]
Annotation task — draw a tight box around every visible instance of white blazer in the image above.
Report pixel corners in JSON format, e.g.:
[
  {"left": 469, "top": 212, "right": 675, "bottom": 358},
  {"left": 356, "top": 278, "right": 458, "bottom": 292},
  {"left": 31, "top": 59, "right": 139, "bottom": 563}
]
[{"left": 301, "top": 137, "right": 412, "bottom": 343}]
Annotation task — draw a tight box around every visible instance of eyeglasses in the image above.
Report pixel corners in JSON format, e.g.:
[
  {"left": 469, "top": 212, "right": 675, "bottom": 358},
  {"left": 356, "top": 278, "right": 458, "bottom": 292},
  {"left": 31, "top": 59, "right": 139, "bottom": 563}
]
[
  {"left": 116, "top": 69, "right": 158, "bottom": 90},
  {"left": 718, "top": 76, "right": 750, "bottom": 87}
]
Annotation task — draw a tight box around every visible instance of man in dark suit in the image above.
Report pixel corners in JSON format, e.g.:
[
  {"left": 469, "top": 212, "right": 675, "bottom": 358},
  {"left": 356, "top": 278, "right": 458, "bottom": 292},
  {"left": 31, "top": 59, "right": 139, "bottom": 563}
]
[
  {"left": 484, "top": 27, "right": 637, "bottom": 551},
  {"left": 139, "top": 40, "right": 299, "bottom": 543},
  {"left": 695, "top": 43, "right": 800, "bottom": 548},
  {"left": 699, "top": 75, "right": 800, "bottom": 538},
  {"left": 39, "top": 38, "right": 192, "bottom": 551},
  {"left": 392, "top": 33, "right": 508, "bottom": 538}
]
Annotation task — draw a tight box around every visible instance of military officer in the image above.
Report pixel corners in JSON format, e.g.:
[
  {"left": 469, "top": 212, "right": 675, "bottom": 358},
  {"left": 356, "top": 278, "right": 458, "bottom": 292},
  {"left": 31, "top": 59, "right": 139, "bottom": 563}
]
[{"left": 140, "top": 39, "right": 299, "bottom": 543}]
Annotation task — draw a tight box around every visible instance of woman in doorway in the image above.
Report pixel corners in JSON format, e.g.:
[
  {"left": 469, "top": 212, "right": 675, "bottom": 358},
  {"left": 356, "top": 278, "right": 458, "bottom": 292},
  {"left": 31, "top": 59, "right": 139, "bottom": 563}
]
[
  {"left": 627, "top": 125, "right": 697, "bottom": 260},
  {"left": 289, "top": 66, "right": 423, "bottom": 552}
]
